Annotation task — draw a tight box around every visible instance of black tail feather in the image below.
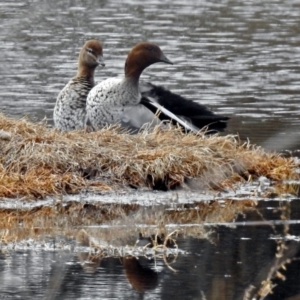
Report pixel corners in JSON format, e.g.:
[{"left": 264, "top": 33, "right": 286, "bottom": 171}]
[{"left": 140, "top": 82, "right": 229, "bottom": 133}]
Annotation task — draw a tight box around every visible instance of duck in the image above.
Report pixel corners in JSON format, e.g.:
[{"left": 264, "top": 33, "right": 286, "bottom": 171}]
[
  {"left": 53, "top": 40, "right": 105, "bottom": 131},
  {"left": 86, "top": 42, "right": 228, "bottom": 133},
  {"left": 86, "top": 42, "right": 177, "bottom": 130}
]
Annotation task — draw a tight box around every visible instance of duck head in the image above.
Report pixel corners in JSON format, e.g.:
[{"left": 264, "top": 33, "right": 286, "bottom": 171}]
[
  {"left": 125, "top": 42, "right": 173, "bottom": 80},
  {"left": 78, "top": 40, "right": 105, "bottom": 74}
]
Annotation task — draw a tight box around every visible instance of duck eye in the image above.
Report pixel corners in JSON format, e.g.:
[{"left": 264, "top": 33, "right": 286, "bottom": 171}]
[
  {"left": 86, "top": 48, "right": 93, "bottom": 54},
  {"left": 146, "top": 47, "right": 153, "bottom": 52}
]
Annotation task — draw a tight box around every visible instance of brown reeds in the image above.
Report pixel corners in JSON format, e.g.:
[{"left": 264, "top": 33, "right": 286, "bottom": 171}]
[{"left": 0, "top": 113, "right": 298, "bottom": 199}]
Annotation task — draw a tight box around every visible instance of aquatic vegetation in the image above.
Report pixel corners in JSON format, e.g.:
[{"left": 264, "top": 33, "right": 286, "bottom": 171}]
[
  {"left": 0, "top": 197, "right": 255, "bottom": 247},
  {"left": 0, "top": 113, "right": 298, "bottom": 199}
]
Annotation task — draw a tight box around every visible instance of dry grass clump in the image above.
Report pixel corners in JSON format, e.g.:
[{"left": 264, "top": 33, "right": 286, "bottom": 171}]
[{"left": 0, "top": 113, "right": 298, "bottom": 199}]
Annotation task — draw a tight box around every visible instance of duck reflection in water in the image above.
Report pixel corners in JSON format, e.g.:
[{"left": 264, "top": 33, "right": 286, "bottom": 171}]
[{"left": 122, "top": 257, "right": 159, "bottom": 293}]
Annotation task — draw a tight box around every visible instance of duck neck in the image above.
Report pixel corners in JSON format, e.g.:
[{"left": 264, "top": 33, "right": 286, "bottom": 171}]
[
  {"left": 77, "top": 65, "right": 96, "bottom": 84},
  {"left": 124, "top": 56, "right": 148, "bottom": 85},
  {"left": 124, "top": 69, "right": 142, "bottom": 86},
  {"left": 123, "top": 75, "right": 140, "bottom": 92}
]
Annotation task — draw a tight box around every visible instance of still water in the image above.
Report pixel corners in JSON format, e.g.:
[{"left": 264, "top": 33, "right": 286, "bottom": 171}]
[
  {"left": 0, "top": 0, "right": 300, "bottom": 150},
  {"left": 1, "top": 200, "right": 300, "bottom": 299},
  {"left": 1, "top": 0, "right": 300, "bottom": 299}
]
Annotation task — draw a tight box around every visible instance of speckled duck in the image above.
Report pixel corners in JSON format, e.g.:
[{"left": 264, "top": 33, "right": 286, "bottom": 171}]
[
  {"left": 86, "top": 42, "right": 228, "bottom": 133},
  {"left": 53, "top": 40, "right": 104, "bottom": 131}
]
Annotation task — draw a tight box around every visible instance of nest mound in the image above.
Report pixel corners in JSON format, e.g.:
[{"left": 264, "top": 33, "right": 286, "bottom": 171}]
[{"left": 0, "top": 113, "right": 297, "bottom": 199}]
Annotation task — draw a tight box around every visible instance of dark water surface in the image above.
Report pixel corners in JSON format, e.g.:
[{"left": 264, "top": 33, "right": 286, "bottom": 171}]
[
  {"left": 1, "top": 1, "right": 300, "bottom": 299},
  {"left": 1, "top": 200, "right": 300, "bottom": 299},
  {"left": 0, "top": 0, "right": 300, "bottom": 150}
]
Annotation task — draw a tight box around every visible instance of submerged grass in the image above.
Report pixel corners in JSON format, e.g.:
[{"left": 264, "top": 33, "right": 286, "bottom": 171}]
[
  {"left": 0, "top": 113, "right": 298, "bottom": 199},
  {"left": 0, "top": 198, "right": 255, "bottom": 243}
]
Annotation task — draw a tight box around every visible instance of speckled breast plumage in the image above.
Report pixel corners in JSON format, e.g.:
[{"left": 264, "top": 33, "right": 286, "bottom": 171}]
[
  {"left": 54, "top": 77, "right": 93, "bottom": 131},
  {"left": 86, "top": 77, "right": 140, "bottom": 130}
]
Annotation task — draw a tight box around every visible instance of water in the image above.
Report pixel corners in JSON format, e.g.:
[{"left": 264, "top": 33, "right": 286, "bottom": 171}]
[
  {"left": 1, "top": 0, "right": 300, "bottom": 151},
  {"left": 0, "top": 196, "right": 300, "bottom": 299},
  {"left": 1, "top": 1, "right": 300, "bottom": 299},
  {"left": 1, "top": 200, "right": 300, "bottom": 299}
]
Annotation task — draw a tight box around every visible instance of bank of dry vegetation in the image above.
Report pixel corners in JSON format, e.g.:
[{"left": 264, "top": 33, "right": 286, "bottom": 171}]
[{"left": 0, "top": 113, "right": 298, "bottom": 199}]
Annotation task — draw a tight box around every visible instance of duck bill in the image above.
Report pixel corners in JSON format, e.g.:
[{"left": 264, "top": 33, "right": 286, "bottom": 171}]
[
  {"left": 98, "top": 55, "right": 105, "bottom": 67},
  {"left": 159, "top": 53, "right": 173, "bottom": 65}
]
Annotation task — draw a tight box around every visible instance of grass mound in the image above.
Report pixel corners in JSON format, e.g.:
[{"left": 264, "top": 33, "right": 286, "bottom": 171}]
[{"left": 0, "top": 113, "right": 298, "bottom": 199}]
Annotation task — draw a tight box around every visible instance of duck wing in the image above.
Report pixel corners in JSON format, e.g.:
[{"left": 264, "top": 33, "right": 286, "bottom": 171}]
[{"left": 140, "top": 82, "right": 229, "bottom": 133}]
